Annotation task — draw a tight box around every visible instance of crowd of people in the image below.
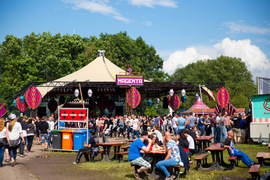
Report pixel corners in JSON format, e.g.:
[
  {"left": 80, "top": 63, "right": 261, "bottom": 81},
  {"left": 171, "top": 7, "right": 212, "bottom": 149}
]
[{"left": 0, "top": 111, "right": 252, "bottom": 171}]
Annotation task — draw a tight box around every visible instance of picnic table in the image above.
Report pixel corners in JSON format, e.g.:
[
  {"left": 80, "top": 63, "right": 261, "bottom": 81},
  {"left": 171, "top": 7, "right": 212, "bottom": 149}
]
[
  {"left": 145, "top": 150, "right": 167, "bottom": 179},
  {"left": 128, "top": 139, "right": 136, "bottom": 143},
  {"left": 195, "top": 136, "right": 214, "bottom": 154},
  {"left": 257, "top": 152, "right": 270, "bottom": 168},
  {"left": 204, "top": 143, "right": 227, "bottom": 171},
  {"left": 97, "top": 142, "right": 126, "bottom": 162}
]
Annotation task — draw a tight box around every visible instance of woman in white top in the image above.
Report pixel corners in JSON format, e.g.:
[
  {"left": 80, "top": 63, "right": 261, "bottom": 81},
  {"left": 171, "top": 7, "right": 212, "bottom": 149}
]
[
  {"left": 153, "top": 125, "right": 163, "bottom": 146},
  {"left": 0, "top": 118, "right": 10, "bottom": 167},
  {"left": 7, "top": 114, "right": 25, "bottom": 167}
]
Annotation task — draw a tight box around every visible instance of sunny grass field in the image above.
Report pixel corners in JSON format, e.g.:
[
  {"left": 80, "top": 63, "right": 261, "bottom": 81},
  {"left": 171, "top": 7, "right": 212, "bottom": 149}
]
[{"left": 77, "top": 144, "right": 270, "bottom": 180}]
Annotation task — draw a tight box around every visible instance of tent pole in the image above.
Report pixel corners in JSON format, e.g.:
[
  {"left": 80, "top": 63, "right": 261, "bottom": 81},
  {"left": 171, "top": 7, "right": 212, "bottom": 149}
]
[
  {"left": 199, "top": 84, "right": 204, "bottom": 115},
  {"left": 79, "top": 83, "right": 85, "bottom": 108}
]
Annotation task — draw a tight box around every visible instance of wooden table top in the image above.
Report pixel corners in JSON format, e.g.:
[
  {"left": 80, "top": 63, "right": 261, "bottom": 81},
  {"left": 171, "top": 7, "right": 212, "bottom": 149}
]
[
  {"left": 195, "top": 136, "right": 214, "bottom": 141},
  {"left": 256, "top": 152, "right": 265, "bottom": 158},
  {"left": 263, "top": 153, "right": 270, "bottom": 159},
  {"left": 146, "top": 150, "right": 166, "bottom": 155},
  {"left": 205, "top": 143, "right": 226, "bottom": 151},
  {"left": 128, "top": 139, "right": 136, "bottom": 142},
  {"left": 97, "top": 142, "right": 127, "bottom": 146}
]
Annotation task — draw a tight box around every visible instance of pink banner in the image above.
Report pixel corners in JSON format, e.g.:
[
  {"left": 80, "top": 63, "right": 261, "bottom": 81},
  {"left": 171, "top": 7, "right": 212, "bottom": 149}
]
[{"left": 116, "top": 75, "right": 144, "bottom": 86}]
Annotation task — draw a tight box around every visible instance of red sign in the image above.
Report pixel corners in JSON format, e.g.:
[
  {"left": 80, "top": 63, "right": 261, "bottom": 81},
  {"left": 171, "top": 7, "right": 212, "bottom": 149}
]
[
  {"left": 59, "top": 108, "right": 88, "bottom": 121},
  {"left": 263, "top": 98, "right": 270, "bottom": 111}
]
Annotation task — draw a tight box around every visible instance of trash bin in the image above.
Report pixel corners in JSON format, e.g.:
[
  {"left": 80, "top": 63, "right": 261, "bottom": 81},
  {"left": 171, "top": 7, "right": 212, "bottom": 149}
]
[
  {"left": 51, "top": 130, "right": 62, "bottom": 150},
  {"left": 61, "top": 129, "right": 75, "bottom": 150},
  {"left": 73, "top": 129, "right": 87, "bottom": 150}
]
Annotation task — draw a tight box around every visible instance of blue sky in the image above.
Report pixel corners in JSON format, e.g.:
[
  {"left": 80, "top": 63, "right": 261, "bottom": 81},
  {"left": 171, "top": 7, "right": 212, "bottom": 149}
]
[{"left": 1, "top": 0, "right": 269, "bottom": 78}]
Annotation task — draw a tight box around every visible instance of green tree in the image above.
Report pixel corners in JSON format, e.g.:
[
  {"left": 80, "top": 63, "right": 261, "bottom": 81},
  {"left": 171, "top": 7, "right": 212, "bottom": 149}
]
[{"left": 169, "top": 56, "right": 256, "bottom": 109}]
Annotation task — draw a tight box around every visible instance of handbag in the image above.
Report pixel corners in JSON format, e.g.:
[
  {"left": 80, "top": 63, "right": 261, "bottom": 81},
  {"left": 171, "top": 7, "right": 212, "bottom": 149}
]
[
  {"left": 0, "top": 137, "right": 8, "bottom": 146},
  {"left": 9, "top": 138, "right": 21, "bottom": 148}
]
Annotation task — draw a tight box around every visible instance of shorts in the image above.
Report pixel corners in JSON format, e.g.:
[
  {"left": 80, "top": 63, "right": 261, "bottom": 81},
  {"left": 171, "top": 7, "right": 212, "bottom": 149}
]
[
  {"left": 241, "top": 129, "right": 246, "bottom": 138},
  {"left": 41, "top": 134, "right": 48, "bottom": 144},
  {"left": 131, "top": 157, "right": 151, "bottom": 168},
  {"left": 233, "top": 128, "right": 241, "bottom": 138}
]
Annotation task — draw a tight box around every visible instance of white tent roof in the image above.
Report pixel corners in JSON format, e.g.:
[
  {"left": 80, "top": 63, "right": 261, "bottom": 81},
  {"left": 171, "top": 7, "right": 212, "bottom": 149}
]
[{"left": 37, "top": 56, "right": 127, "bottom": 97}]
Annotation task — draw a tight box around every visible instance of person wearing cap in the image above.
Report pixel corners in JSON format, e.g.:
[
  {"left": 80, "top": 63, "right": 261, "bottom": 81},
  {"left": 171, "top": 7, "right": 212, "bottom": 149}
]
[
  {"left": 7, "top": 113, "right": 25, "bottom": 167},
  {"left": 128, "top": 131, "right": 152, "bottom": 179}
]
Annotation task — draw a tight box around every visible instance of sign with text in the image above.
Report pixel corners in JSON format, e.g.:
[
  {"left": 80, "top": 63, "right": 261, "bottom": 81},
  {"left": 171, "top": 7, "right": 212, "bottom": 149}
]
[
  {"left": 116, "top": 75, "right": 144, "bottom": 86},
  {"left": 59, "top": 108, "right": 88, "bottom": 121}
]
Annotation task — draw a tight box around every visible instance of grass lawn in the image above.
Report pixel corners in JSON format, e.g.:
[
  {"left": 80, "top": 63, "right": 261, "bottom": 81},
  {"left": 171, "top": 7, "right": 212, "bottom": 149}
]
[{"left": 77, "top": 144, "right": 270, "bottom": 180}]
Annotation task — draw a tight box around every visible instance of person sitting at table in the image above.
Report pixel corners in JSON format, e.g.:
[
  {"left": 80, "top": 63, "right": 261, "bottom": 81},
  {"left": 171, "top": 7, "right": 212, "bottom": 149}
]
[
  {"left": 153, "top": 125, "right": 163, "bottom": 146},
  {"left": 128, "top": 131, "right": 152, "bottom": 179},
  {"left": 72, "top": 131, "right": 100, "bottom": 164},
  {"left": 177, "top": 131, "right": 189, "bottom": 155},
  {"left": 156, "top": 132, "right": 181, "bottom": 180},
  {"left": 183, "top": 129, "right": 196, "bottom": 155},
  {"left": 222, "top": 131, "right": 254, "bottom": 167},
  {"left": 149, "top": 134, "right": 162, "bottom": 151}
]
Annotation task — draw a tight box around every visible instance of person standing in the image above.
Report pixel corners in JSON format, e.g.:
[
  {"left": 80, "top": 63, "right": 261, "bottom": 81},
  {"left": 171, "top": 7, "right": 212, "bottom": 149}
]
[
  {"left": 7, "top": 114, "right": 25, "bottom": 167},
  {"left": 176, "top": 114, "right": 186, "bottom": 135},
  {"left": 219, "top": 113, "right": 227, "bottom": 143},
  {"left": 224, "top": 112, "right": 232, "bottom": 131},
  {"left": 131, "top": 114, "right": 140, "bottom": 139},
  {"left": 198, "top": 115, "right": 205, "bottom": 136},
  {"left": 102, "top": 116, "right": 110, "bottom": 143},
  {"left": 126, "top": 116, "right": 133, "bottom": 140},
  {"left": 19, "top": 117, "right": 28, "bottom": 157},
  {"left": 204, "top": 115, "right": 211, "bottom": 136},
  {"left": 231, "top": 113, "right": 241, "bottom": 143},
  {"left": 0, "top": 118, "right": 10, "bottom": 167},
  {"left": 240, "top": 114, "right": 246, "bottom": 143},
  {"left": 47, "top": 116, "right": 54, "bottom": 147},
  {"left": 156, "top": 132, "right": 181, "bottom": 180},
  {"left": 153, "top": 115, "right": 160, "bottom": 126},
  {"left": 26, "top": 118, "right": 35, "bottom": 152},
  {"left": 39, "top": 116, "right": 49, "bottom": 151},
  {"left": 188, "top": 113, "right": 197, "bottom": 130},
  {"left": 210, "top": 114, "right": 216, "bottom": 143},
  {"left": 216, "top": 113, "right": 221, "bottom": 142},
  {"left": 171, "top": 114, "right": 178, "bottom": 139}
]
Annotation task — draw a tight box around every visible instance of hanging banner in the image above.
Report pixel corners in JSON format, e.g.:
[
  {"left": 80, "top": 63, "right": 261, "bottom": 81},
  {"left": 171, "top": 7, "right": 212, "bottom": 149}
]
[
  {"left": 127, "top": 87, "right": 141, "bottom": 108},
  {"left": 169, "top": 94, "right": 180, "bottom": 110},
  {"left": 116, "top": 75, "right": 144, "bottom": 86},
  {"left": 217, "top": 87, "right": 230, "bottom": 108},
  {"left": 25, "top": 86, "right": 42, "bottom": 109},
  {"left": 59, "top": 108, "right": 88, "bottom": 121},
  {"left": 16, "top": 96, "right": 28, "bottom": 112}
]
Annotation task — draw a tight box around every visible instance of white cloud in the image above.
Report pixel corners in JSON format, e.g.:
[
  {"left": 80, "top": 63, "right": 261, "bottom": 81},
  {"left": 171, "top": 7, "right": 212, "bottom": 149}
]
[
  {"left": 163, "top": 47, "right": 211, "bottom": 74},
  {"left": 63, "top": 0, "right": 130, "bottom": 23},
  {"left": 163, "top": 38, "right": 270, "bottom": 78},
  {"left": 223, "top": 22, "right": 270, "bottom": 35},
  {"left": 129, "top": 0, "right": 177, "bottom": 8}
]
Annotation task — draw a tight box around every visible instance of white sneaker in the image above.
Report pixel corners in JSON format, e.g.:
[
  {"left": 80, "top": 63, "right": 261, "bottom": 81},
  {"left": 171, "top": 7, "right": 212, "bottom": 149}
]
[{"left": 72, "top": 161, "right": 78, "bottom": 165}]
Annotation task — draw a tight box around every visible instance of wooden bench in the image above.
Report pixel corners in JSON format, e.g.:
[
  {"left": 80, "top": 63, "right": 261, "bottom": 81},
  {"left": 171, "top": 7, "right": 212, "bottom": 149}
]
[
  {"left": 227, "top": 156, "right": 238, "bottom": 170},
  {"left": 121, "top": 145, "right": 130, "bottom": 151},
  {"left": 194, "top": 154, "right": 208, "bottom": 170},
  {"left": 115, "top": 151, "right": 129, "bottom": 162},
  {"left": 86, "top": 149, "right": 104, "bottom": 161},
  {"left": 172, "top": 161, "right": 193, "bottom": 179},
  {"left": 249, "top": 164, "right": 260, "bottom": 180},
  {"left": 256, "top": 152, "right": 265, "bottom": 166}
]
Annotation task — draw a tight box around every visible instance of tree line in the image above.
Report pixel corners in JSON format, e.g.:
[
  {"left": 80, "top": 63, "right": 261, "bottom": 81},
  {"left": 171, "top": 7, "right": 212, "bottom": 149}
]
[{"left": 0, "top": 32, "right": 255, "bottom": 112}]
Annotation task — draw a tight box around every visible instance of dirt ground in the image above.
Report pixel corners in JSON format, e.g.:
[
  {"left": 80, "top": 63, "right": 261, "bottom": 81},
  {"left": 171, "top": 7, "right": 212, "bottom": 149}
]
[{"left": 0, "top": 137, "right": 127, "bottom": 180}]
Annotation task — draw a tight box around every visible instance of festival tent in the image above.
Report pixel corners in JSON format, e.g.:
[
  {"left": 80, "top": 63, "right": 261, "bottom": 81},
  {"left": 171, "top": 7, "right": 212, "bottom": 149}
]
[
  {"left": 183, "top": 98, "right": 211, "bottom": 114},
  {"left": 36, "top": 55, "right": 134, "bottom": 97}
]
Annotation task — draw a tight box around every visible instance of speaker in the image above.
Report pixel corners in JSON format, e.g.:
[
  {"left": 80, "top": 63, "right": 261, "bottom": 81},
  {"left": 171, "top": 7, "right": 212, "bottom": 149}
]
[
  {"left": 115, "top": 106, "right": 123, "bottom": 116},
  {"left": 163, "top": 97, "right": 168, "bottom": 109}
]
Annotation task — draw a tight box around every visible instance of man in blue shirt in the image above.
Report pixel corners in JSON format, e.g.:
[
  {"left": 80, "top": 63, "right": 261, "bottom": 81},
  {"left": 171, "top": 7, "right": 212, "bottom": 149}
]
[
  {"left": 128, "top": 131, "right": 152, "bottom": 179},
  {"left": 154, "top": 116, "right": 160, "bottom": 126},
  {"left": 176, "top": 114, "right": 186, "bottom": 134}
]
